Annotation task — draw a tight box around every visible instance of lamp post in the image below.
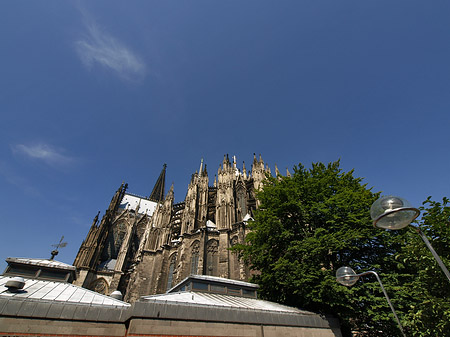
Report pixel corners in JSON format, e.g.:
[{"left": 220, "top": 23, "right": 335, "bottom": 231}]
[
  {"left": 336, "top": 266, "right": 406, "bottom": 337},
  {"left": 370, "top": 196, "right": 450, "bottom": 284}
]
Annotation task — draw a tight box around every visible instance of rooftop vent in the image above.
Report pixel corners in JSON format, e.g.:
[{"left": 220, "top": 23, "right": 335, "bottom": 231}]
[
  {"left": 5, "top": 277, "right": 25, "bottom": 292},
  {"left": 110, "top": 290, "right": 123, "bottom": 300}
]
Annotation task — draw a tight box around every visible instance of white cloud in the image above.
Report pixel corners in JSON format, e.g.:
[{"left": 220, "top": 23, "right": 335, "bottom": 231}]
[
  {"left": 75, "top": 22, "right": 146, "bottom": 82},
  {"left": 12, "top": 143, "right": 74, "bottom": 166}
]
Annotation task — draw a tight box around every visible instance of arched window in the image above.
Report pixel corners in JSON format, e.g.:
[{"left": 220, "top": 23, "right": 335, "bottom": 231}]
[
  {"left": 206, "top": 240, "right": 219, "bottom": 276},
  {"left": 236, "top": 186, "right": 247, "bottom": 222},
  {"left": 190, "top": 241, "right": 200, "bottom": 275},
  {"left": 166, "top": 254, "right": 177, "bottom": 290}
]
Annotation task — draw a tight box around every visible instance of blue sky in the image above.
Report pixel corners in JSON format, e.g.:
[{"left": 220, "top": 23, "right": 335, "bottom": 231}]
[{"left": 1, "top": 1, "right": 450, "bottom": 272}]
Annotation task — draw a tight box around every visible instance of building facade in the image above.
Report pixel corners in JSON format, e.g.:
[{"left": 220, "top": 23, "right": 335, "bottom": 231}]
[{"left": 73, "top": 154, "right": 276, "bottom": 302}]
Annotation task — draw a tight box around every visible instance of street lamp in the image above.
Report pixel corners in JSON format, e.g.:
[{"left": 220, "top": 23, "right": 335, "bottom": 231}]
[
  {"left": 370, "top": 195, "right": 450, "bottom": 284},
  {"left": 336, "top": 266, "right": 406, "bottom": 337}
]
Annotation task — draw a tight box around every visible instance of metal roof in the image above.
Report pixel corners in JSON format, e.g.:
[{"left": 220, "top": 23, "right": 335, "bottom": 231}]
[
  {"left": 168, "top": 274, "right": 259, "bottom": 293},
  {"left": 6, "top": 257, "right": 76, "bottom": 271},
  {"left": 141, "top": 291, "right": 311, "bottom": 315},
  {"left": 0, "top": 276, "right": 129, "bottom": 307}
]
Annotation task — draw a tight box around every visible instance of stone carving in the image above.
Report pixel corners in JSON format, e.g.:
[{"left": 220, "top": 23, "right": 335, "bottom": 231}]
[{"left": 92, "top": 278, "right": 108, "bottom": 295}]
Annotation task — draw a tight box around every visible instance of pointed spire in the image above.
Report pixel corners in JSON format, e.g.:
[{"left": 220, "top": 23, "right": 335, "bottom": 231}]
[
  {"left": 286, "top": 167, "right": 291, "bottom": 177},
  {"left": 242, "top": 161, "right": 247, "bottom": 179},
  {"left": 199, "top": 158, "right": 203, "bottom": 175},
  {"left": 203, "top": 164, "right": 208, "bottom": 176},
  {"left": 253, "top": 153, "right": 257, "bottom": 165},
  {"left": 149, "top": 164, "right": 166, "bottom": 202},
  {"left": 165, "top": 183, "right": 174, "bottom": 200},
  {"left": 92, "top": 211, "right": 100, "bottom": 228},
  {"left": 214, "top": 175, "right": 217, "bottom": 187},
  {"left": 168, "top": 183, "right": 174, "bottom": 194},
  {"left": 259, "top": 154, "right": 263, "bottom": 164},
  {"left": 275, "top": 164, "right": 280, "bottom": 176},
  {"left": 233, "top": 155, "right": 237, "bottom": 169}
]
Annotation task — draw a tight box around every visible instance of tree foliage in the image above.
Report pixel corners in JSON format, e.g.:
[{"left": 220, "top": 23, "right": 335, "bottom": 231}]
[
  {"left": 235, "top": 161, "right": 450, "bottom": 336},
  {"left": 395, "top": 197, "right": 450, "bottom": 336}
]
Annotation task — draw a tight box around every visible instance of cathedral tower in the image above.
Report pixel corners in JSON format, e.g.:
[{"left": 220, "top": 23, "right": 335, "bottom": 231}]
[{"left": 74, "top": 155, "right": 270, "bottom": 302}]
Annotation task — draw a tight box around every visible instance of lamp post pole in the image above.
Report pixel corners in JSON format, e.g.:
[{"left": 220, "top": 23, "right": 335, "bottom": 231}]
[
  {"left": 336, "top": 267, "right": 406, "bottom": 337},
  {"left": 415, "top": 227, "right": 450, "bottom": 283}
]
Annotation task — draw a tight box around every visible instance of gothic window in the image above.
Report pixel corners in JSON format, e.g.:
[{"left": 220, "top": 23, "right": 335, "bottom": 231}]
[
  {"left": 147, "top": 229, "right": 161, "bottom": 251},
  {"left": 166, "top": 254, "right": 177, "bottom": 290},
  {"left": 236, "top": 187, "right": 247, "bottom": 222},
  {"left": 206, "top": 240, "right": 219, "bottom": 276},
  {"left": 190, "top": 241, "right": 200, "bottom": 275},
  {"left": 102, "top": 222, "right": 127, "bottom": 261}
]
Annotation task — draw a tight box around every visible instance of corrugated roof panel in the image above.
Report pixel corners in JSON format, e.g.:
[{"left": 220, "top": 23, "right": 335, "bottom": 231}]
[
  {"left": 79, "top": 289, "right": 96, "bottom": 304},
  {"left": 27, "top": 281, "right": 56, "bottom": 299},
  {"left": 102, "top": 297, "right": 115, "bottom": 306},
  {"left": 67, "top": 287, "right": 87, "bottom": 303},
  {"left": 42, "top": 282, "right": 70, "bottom": 301},
  {"left": 143, "top": 291, "right": 309, "bottom": 314},
  {"left": 91, "top": 294, "right": 106, "bottom": 305},
  {"left": 53, "top": 284, "right": 77, "bottom": 302},
  {"left": 0, "top": 277, "right": 130, "bottom": 307},
  {"left": 6, "top": 258, "right": 76, "bottom": 271}
]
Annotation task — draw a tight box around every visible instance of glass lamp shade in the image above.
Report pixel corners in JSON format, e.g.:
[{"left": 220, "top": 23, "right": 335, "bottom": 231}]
[
  {"left": 370, "top": 196, "right": 420, "bottom": 230},
  {"left": 336, "top": 266, "right": 359, "bottom": 287}
]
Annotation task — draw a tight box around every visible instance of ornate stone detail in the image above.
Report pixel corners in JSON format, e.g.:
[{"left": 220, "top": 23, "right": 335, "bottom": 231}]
[
  {"left": 207, "top": 240, "right": 218, "bottom": 254},
  {"left": 91, "top": 278, "right": 109, "bottom": 295},
  {"left": 191, "top": 241, "right": 200, "bottom": 255}
]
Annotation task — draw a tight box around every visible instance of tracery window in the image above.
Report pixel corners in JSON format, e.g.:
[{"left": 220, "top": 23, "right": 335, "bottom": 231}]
[
  {"left": 236, "top": 186, "right": 247, "bottom": 221},
  {"left": 206, "top": 240, "right": 219, "bottom": 276},
  {"left": 190, "top": 241, "right": 200, "bottom": 275}
]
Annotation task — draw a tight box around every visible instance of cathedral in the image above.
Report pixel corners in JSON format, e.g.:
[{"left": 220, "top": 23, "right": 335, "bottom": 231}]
[{"left": 73, "top": 154, "right": 278, "bottom": 302}]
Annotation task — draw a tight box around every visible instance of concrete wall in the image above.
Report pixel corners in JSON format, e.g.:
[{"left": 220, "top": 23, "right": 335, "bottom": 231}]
[
  {"left": 0, "top": 317, "right": 126, "bottom": 336},
  {"left": 0, "top": 317, "right": 340, "bottom": 337}
]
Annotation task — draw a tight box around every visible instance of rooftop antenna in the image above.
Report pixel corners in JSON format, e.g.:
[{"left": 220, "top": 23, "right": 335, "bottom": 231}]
[{"left": 50, "top": 236, "right": 67, "bottom": 260}]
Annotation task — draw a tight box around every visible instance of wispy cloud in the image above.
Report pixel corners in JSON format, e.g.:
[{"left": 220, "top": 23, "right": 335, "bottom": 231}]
[
  {"left": 75, "top": 21, "right": 146, "bottom": 82},
  {"left": 12, "top": 143, "right": 74, "bottom": 167}
]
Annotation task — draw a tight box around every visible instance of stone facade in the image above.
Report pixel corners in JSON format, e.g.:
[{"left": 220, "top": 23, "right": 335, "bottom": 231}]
[{"left": 73, "top": 154, "right": 272, "bottom": 302}]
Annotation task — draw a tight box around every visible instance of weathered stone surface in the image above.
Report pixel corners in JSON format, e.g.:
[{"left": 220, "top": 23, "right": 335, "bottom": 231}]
[{"left": 73, "top": 156, "right": 266, "bottom": 301}]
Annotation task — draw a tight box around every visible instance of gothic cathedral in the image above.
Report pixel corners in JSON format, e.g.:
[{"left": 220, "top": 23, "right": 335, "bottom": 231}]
[{"left": 73, "top": 154, "right": 278, "bottom": 302}]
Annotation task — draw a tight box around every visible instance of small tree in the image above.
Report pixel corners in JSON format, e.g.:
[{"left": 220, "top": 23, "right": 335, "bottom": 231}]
[{"left": 234, "top": 161, "right": 409, "bottom": 336}]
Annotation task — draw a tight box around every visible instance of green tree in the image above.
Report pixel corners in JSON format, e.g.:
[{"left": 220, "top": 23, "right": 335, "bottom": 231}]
[
  {"left": 235, "top": 161, "right": 409, "bottom": 336},
  {"left": 395, "top": 197, "right": 450, "bottom": 336}
]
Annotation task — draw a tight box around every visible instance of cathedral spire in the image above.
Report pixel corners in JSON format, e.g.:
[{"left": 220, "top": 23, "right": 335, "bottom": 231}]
[
  {"left": 149, "top": 164, "right": 166, "bottom": 202},
  {"left": 199, "top": 158, "right": 203, "bottom": 175},
  {"left": 286, "top": 167, "right": 291, "bottom": 177},
  {"left": 275, "top": 164, "right": 280, "bottom": 177}
]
